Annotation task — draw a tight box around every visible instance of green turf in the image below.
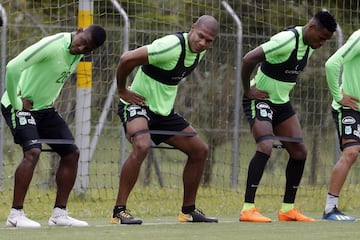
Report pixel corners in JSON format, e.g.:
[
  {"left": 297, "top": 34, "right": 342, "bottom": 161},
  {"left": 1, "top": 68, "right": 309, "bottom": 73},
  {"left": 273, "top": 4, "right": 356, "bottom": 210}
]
[
  {"left": 2, "top": 129, "right": 360, "bottom": 239},
  {"left": 1, "top": 215, "right": 360, "bottom": 240},
  {"left": 2, "top": 185, "right": 360, "bottom": 219}
]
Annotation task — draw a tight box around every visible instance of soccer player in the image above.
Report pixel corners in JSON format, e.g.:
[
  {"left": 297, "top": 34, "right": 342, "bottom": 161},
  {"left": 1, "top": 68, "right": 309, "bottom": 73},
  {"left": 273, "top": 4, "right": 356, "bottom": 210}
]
[
  {"left": 1, "top": 24, "right": 106, "bottom": 227},
  {"left": 240, "top": 10, "right": 337, "bottom": 222},
  {"left": 111, "top": 15, "right": 219, "bottom": 224},
  {"left": 322, "top": 29, "right": 360, "bottom": 222}
]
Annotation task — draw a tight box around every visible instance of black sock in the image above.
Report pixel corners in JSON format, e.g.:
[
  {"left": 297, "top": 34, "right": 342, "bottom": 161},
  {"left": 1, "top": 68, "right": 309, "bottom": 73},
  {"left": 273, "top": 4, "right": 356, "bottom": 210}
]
[
  {"left": 12, "top": 205, "right": 23, "bottom": 210},
  {"left": 182, "top": 205, "right": 195, "bottom": 214},
  {"left": 244, "top": 151, "right": 270, "bottom": 203},
  {"left": 113, "top": 205, "right": 126, "bottom": 216},
  {"left": 54, "top": 205, "right": 66, "bottom": 209},
  {"left": 283, "top": 158, "right": 306, "bottom": 203}
]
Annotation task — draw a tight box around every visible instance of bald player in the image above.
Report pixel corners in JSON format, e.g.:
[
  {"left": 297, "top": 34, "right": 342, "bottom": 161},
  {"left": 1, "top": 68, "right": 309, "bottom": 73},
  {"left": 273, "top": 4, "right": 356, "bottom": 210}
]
[{"left": 110, "top": 15, "right": 219, "bottom": 224}]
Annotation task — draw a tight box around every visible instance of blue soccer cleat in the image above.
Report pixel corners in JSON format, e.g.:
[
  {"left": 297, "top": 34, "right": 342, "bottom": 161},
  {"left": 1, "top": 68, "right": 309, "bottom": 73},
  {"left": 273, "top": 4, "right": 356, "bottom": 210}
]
[{"left": 322, "top": 207, "right": 356, "bottom": 222}]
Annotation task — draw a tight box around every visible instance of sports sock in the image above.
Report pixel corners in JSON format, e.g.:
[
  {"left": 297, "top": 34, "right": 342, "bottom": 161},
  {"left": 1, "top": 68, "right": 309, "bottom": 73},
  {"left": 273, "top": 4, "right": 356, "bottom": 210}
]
[
  {"left": 54, "top": 205, "right": 66, "bottom": 209},
  {"left": 182, "top": 205, "right": 195, "bottom": 214},
  {"left": 242, "top": 202, "right": 255, "bottom": 211},
  {"left": 244, "top": 151, "right": 270, "bottom": 203},
  {"left": 11, "top": 205, "right": 23, "bottom": 210},
  {"left": 280, "top": 203, "right": 294, "bottom": 212},
  {"left": 113, "top": 205, "right": 126, "bottom": 217},
  {"left": 325, "top": 193, "right": 338, "bottom": 214},
  {"left": 283, "top": 158, "right": 305, "bottom": 203}
]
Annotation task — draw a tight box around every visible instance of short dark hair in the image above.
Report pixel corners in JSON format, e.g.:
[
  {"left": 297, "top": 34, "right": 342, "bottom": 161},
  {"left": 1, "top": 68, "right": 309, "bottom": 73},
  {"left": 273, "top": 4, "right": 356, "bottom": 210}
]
[
  {"left": 314, "top": 10, "right": 337, "bottom": 32},
  {"left": 85, "top": 24, "right": 106, "bottom": 47}
]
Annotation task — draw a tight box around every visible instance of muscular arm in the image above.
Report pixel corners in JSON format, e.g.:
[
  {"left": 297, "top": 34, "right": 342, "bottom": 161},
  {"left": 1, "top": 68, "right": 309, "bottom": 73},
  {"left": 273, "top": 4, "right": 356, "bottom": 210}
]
[
  {"left": 325, "top": 52, "right": 346, "bottom": 103},
  {"left": 116, "top": 46, "right": 149, "bottom": 104},
  {"left": 241, "top": 46, "right": 268, "bottom": 99},
  {"left": 325, "top": 33, "right": 360, "bottom": 110},
  {"left": 325, "top": 56, "right": 359, "bottom": 110},
  {"left": 5, "top": 34, "right": 64, "bottom": 110},
  {"left": 6, "top": 44, "right": 47, "bottom": 110}
]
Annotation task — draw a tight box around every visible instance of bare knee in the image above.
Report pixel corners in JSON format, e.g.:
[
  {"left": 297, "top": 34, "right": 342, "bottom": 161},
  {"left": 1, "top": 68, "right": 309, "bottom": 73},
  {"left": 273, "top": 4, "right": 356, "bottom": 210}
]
[
  {"left": 342, "top": 147, "right": 359, "bottom": 165},
  {"left": 133, "top": 136, "right": 151, "bottom": 151},
  {"left": 188, "top": 141, "right": 208, "bottom": 161},
  {"left": 256, "top": 141, "right": 273, "bottom": 156},
  {"left": 23, "top": 148, "right": 41, "bottom": 166},
  {"left": 198, "top": 142, "right": 208, "bottom": 157},
  {"left": 289, "top": 144, "right": 307, "bottom": 160},
  {"left": 15, "top": 148, "right": 41, "bottom": 175},
  {"left": 60, "top": 149, "right": 80, "bottom": 167},
  {"left": 129, "top": 135, "right": 151, "bottom": 163}
]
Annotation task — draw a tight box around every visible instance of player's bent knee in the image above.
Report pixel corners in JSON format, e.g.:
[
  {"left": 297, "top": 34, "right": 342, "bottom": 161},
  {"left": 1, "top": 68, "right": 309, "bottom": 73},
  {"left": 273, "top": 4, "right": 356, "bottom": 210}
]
[
  {"left": 132, "top": 138, "right": 152, "bottom": 153},
  {"left": 24, "top": 148, "right": 41, "bottom": 162},
  {"left": 256, "top": 142, "right": 273, "bottom": 155},
  {"left": 60, "top": 149, "right": 80, "bottom": 165},
  {"left": 200, "top": 143, "right": 209, "bottom": 158},
  {"left": 343, "top": 147, "right": 360, "bottom": 162},
  {"left": 188, "top": 142, "right": 208, "bottom": 159}
]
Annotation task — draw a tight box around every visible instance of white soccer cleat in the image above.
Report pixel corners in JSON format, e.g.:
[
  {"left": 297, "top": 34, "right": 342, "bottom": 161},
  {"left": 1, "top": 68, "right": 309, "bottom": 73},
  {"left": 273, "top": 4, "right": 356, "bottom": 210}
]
[
  {"left": 48, "top": 207, "right": 88, "bottom": 227},
  {"left": 6, "top": 208, "right": 41, "bottom": 228}
]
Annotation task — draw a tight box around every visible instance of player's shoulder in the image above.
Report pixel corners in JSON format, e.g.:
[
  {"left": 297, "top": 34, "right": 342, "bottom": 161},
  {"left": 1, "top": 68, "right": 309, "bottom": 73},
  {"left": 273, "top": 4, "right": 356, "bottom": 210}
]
[
  {"left": 341, "top": 30, "right": 360, "bottom": 53},
  {"left": 271, "top": 27, "right": 300, "bottom": 42},
  {"left": 37, "top": 32, "right": 69, "bottom": 47},
  {"left": 147, "top": 33, "right": 182, "bottom": 54},
  {"left": 151, "top": 33, "right": 182, "bottom": 46},
  {"left": 261, "top": 30, "right": 291, "bottom": 48},
  {"left": 348, "top": 29, "right": 360, "bottom": 41},
  {"left": 42, "top": 32, "right": 68, "bottom": 40}
]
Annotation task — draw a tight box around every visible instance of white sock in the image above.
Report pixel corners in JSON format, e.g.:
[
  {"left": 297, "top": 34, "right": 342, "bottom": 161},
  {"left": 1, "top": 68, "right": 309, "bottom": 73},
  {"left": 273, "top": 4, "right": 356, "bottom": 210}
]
[{"left": 325, "top": 193, "right": 338, "bottom": 214}]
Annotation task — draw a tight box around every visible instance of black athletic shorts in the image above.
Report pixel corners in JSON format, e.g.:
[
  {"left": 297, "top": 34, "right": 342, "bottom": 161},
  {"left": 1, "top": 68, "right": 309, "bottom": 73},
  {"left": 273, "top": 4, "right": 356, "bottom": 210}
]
[
  {"left": 1, "top": 104, "right": 78, "bottom": 157},
  {"left": 332, "top": 107, "right": 360, "bottom": 150},
  {"left": 117, "top": 101, "right": 190, "bottom": 145},
  {"left": 242, "top": 95, "right": 295, "bottom": 128}
]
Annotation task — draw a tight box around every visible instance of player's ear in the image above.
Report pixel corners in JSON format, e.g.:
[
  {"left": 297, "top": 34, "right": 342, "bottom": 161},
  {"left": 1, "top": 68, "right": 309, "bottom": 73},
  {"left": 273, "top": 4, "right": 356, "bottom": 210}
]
[
  {"left": 76, "top": 27, "right": 84, "bottom": 34},
  {"left": 309, "top": 19, "right": 319, "bottom": 30}
]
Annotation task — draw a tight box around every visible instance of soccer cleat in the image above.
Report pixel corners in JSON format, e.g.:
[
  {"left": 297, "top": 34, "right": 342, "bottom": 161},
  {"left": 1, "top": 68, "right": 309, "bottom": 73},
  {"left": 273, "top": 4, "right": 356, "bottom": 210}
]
[
  {"left": 239, "top": 208, "right": 272, "bottom": 222},
  {"left": 278, "top": 208, "right": 315, "bottom": 222},
  {"left": 6, "top": 208, "right": 41, "bottom": 228},
  {"left": 110, "top": 209, "right": 143, "bottom": 224},
  {"left": 178, "top": 208, "right": 218, "bottom": 223},
  {"left": 322, "top": 207, "right": 356, "bottom": 222},
  {"left": 48, "top": 207, "right": 88, "bottom": 227}
]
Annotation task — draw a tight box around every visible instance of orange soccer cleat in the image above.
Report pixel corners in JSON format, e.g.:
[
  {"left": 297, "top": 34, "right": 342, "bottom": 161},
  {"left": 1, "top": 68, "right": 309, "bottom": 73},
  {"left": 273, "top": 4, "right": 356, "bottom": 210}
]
[
  {"left": 278, "top": 208, "right": 315, "bottom": 222},
  {"left": 239, "top": 208, "right": 272, "bottom": 222}
]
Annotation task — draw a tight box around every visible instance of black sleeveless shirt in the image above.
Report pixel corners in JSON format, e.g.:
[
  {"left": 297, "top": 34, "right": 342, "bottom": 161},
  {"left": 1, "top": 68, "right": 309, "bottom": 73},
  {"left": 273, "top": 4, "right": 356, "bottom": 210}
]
[
  {"left": 141, "top": 32, "right": 200, "bottom": 86},
  {"left": 260, "top": 28, "right": 310, "bottom": 83}
]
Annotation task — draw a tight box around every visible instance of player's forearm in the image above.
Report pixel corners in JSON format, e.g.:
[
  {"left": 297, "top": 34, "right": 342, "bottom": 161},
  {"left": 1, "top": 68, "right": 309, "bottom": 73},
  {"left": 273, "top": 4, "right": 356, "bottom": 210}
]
[
  {"left": 241, "top": 61, "right": 257, "bottom": 94},
  {"left": 116, "top": 61, "right": 136, "bottom": 97},
  {"left": 116, "top": 66, "right": 128, "bottom": 93},
  {"left": 241, "top": 72, "right": 252, "bottom": 94},
  {"left": 241, "top": 47, "right": 264, "bottom": 94}
]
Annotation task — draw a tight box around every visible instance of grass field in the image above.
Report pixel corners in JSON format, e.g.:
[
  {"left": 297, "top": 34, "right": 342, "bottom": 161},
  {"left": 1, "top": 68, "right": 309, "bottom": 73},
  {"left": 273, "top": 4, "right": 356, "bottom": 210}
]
[
  {"left": 1, "top": 187, "right": 360, "bottom": 240},
  {"left": 2, "top": 129, "right": 360, "bottom": 239},
  {"left": 1, "top": 214, "right": 360, "bottom": 240}
]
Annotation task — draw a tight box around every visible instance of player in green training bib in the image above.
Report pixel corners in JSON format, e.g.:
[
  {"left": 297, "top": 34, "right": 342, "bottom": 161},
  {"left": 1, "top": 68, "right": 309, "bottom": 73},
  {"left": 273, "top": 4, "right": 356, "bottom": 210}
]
[
  {"left": 111, "top": 15, "right": 219, "bottom": 224},
  {"left": 240, "top": 10, "right": 337, "bottom": 222},
  {"left": 322, "top": 29, "right": 360, "bottom": 222},
  {"left": 1, "top": 24, "right": 106, "bottom": 228}
]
